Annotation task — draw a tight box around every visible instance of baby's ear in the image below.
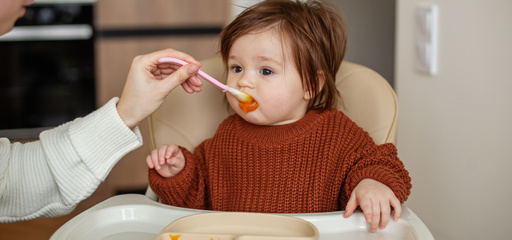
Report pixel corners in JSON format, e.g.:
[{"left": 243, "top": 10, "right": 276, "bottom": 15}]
[{"left": 304, "top": 71, "right": 326, "bottom": 100}]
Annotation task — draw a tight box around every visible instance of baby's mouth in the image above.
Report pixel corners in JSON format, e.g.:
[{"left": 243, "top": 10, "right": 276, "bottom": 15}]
[{"left": 238, "top": 96, "right": 258, "bottom": 113}]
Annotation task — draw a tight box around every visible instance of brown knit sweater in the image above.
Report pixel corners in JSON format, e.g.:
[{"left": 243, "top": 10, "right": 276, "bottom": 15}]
[{"left": 149, "top": 108, "right": 411, "bottom": 213}]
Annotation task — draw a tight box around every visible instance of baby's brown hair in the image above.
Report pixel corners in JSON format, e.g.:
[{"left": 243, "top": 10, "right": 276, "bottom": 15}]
[{"left": 220, "top": 0, "right": 347, "bottom": 109}]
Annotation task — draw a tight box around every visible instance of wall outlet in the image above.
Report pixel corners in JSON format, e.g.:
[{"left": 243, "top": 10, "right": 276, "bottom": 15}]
[{"left": 416, "top": 3, "right": 438, "bottom": 76}]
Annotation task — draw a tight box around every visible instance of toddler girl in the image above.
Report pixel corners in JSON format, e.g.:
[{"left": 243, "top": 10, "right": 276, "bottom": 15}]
[{"left": 147, "top": 0, "right": 411, "bottom": 232}]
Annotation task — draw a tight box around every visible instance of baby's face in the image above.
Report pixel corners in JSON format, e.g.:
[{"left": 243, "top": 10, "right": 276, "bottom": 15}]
[{"left": 226, "top": 29, "right": 310, "bottom": 126}]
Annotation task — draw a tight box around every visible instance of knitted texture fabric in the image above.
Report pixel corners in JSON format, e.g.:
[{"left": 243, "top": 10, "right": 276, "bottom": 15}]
[
  {"left": 149, "top": 108, "right": 411, "bottom": 213},
  {"left": 1, "top": 98, "right": 142, "bottom": 222}
]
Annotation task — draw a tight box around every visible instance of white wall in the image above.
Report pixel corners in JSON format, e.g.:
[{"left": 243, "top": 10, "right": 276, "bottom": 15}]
[
  {"left": 395, "top": 0, "right": 512, "bottom": 239},
  {"left": 332, "top": 0, "right": 396, "bottom": 85}
]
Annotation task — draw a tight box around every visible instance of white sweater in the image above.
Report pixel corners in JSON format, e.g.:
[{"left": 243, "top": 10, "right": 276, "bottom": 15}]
[{"left": 0, "top": 97, "right": 143, "bottom": 222}]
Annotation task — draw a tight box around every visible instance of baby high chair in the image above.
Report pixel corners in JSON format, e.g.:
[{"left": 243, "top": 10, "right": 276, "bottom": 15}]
[{"left": 51, "top": 57, "right": 434, "bottom": 240}]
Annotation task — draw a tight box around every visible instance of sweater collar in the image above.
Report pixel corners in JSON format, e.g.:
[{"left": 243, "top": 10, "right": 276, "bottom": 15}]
[{"left": 233, "top": 109, "right": 332, "bottom": 144}]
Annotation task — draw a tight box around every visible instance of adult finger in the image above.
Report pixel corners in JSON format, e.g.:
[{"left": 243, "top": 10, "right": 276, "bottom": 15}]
[
  {"left": 189, "top": 75, "right": 203, "bottom": 87},
  {"left": 148, "top": 48, "right": 201, "bottom": 68},
  {"left": 162, "top": 64, "right": 200, "bottom": 90},
  {"left": 182, "top": 80, "right": 202, "bottom": 93},
  {"left": 181, "top": 81, "right": 195, "bottom": 94},
  {"left": 160, "top": 48, "right": 201, "bottom": 66}
]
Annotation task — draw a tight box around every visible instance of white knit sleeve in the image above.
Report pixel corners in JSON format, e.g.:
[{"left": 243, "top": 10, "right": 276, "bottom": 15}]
[{"left": 0, "top": 97, "right": 142, "bottom": 222}]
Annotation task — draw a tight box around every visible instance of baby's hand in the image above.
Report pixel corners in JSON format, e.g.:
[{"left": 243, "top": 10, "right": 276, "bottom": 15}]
[
  {"left": 146, "top": 144, "right": 185, "bottom": 178},
  {"left": 344, "top": 178, "right": 401, "bottom": 232}
]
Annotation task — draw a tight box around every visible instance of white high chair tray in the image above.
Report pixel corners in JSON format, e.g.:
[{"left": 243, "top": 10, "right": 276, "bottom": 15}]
[{"left": 51, "top": 194, "right": 433, "bottom": 240}]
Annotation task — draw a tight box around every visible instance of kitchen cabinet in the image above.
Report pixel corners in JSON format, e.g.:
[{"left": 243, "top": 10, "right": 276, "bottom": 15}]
[
  {"left": 94, "top": 0, "right": 231, "bottom": 192},
  {"left": 95, "top": 0, "right": 229, "bottom": 29}
]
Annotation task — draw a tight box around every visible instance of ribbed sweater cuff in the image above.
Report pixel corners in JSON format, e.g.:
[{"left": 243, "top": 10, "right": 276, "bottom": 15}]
[
  {"left": 345, "top": 165, "right": 409, "bottom": 203},
  {"left": 68, "top": 97, "right": 143, "bottom": 179}
]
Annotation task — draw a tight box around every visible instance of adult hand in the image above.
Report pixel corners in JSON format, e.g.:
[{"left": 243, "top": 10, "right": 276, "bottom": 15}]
[{"left": 117, "top": 48, "right": 203, "bottom": 129}]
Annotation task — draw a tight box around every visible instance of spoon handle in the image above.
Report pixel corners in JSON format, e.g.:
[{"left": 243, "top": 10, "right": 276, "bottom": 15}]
[{"left": 158, "top": 57, "right": 228, "bottom": 92}]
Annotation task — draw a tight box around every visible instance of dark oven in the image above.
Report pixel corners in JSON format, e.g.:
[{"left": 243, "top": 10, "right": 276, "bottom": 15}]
[{"left": 0, "top": 0, "right": 96, "bottom": 139}]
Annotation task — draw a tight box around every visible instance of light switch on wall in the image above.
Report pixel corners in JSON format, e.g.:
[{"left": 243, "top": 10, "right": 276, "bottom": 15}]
[{"left": 416, "top": 3, "right": 438, "bottom": 76}]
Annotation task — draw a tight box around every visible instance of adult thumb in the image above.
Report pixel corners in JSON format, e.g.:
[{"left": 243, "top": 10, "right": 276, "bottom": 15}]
[{"left": 171, "top": 64, "right": 200, "bottom": 85}]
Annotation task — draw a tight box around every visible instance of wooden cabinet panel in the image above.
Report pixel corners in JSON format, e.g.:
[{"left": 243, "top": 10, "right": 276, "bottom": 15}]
[{"left": 95, "top": 0, "right": 231, "bottom": 28}]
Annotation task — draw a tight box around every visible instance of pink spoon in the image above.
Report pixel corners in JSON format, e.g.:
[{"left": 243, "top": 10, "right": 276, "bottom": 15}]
[{"left": 158, "top": 57, "right": 253, "bottom": 103}]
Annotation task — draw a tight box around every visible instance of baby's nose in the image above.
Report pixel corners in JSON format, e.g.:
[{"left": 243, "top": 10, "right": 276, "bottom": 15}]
[{"left": 238, "top": 74, "right": 255, "bottom": 88}]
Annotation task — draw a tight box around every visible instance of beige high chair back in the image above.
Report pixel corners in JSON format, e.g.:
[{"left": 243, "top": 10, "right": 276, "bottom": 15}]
[{"left": 145, "top": 56, "right": 398, "bottom": 199}]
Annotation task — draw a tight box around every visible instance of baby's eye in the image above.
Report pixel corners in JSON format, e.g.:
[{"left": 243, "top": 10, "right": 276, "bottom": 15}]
[
  {"left": 231, "top": 66, "right": 242, "bottom": 73},
  {"left": 260, "top": 68, "right": 273, "bottom": 75}
]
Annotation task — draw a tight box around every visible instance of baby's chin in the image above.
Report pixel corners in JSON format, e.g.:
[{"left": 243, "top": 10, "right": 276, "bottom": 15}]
[
  {"left": 234, "top": 109, "right": 269, "bottom": 126},
  {"left": 228, "top": 100, "right": 293, "bottom": 126},
  {"left": 235, "top": 110, "right": 260, "bottom": 124},
  {"left": 236, "top": 111, "right": 299, "bottom": 126}
]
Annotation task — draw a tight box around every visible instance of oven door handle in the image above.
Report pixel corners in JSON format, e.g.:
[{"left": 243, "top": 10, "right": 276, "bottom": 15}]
[{"left": 0, "top": 24, "right": 93, "bottom": 41}]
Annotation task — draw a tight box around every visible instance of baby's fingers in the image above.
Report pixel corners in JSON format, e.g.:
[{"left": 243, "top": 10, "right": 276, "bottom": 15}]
[
  {"left": 359, "top": 198, "right": 380, "bottom": 232},
  {"left": 343, "top": 193, "right": 358, "bottom": 218},
  {"left": 379, "top": 201, "right": 391, "bottom": 229},
  {"left": 379, "top": 198, "right": 402, "bottom": 230},
  {"left": 147, "top": 149, "right": 162, "bottom": 170},
  {"left": 370, "top": 200, "right": 381, "bottom": 232},
  {"left": 391, "top": 199, "right": 402, "bottom": 221},
  {"left": 151, "top": 148, "right": 163, "bottom": 170},
  {"left": 165, "top": 144, "right": 181, "bottom": 157},
  {"left": 146, "top": 155, "right": 155, "bottom": 169},
  {"left": 166, "top": 155, "right": 179, "bottom": 166}
]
